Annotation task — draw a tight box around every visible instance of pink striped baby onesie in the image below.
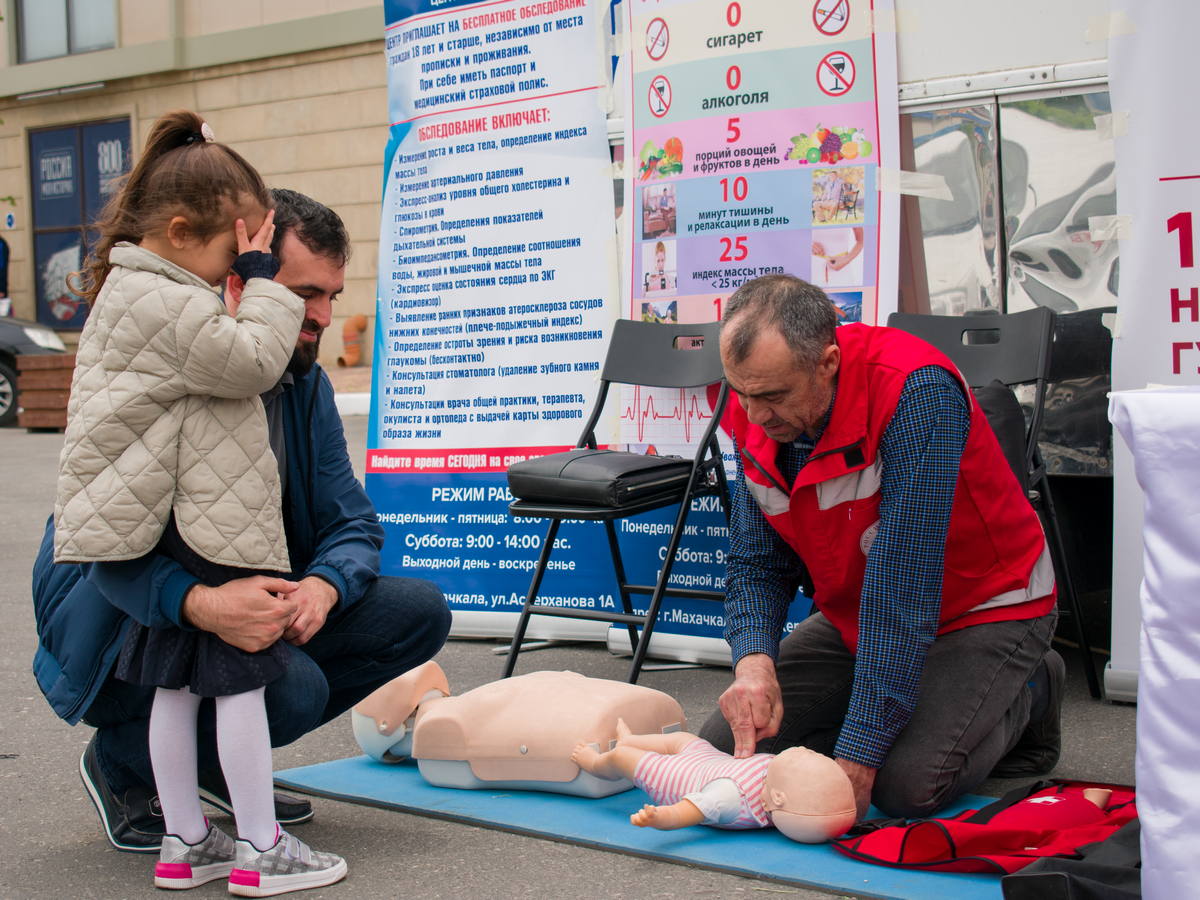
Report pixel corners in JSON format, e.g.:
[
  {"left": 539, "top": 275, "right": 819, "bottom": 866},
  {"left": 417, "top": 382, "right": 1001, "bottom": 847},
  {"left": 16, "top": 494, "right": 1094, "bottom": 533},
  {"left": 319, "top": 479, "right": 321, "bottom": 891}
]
[{"left": 631, "top": 737, "right": 773, "bottom": 828}]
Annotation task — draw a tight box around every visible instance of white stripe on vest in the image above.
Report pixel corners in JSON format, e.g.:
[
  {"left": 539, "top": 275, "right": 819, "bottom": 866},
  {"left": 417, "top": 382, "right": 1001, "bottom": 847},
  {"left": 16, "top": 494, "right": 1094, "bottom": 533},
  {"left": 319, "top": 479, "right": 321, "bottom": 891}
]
[
  {"left": 814, "top": 457, "right": 883, "bottom": 510},
  {"left": 745, "top": 478, "right": 791, "bottom": 516},
  {"left": 967, "top": 539, "right": 1056, "bottom": 615}
]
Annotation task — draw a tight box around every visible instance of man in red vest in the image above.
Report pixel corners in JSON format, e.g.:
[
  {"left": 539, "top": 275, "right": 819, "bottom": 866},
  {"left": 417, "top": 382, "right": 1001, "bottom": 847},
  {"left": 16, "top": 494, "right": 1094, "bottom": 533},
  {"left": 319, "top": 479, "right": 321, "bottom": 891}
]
[{"left": 699, "top": 274, "right": 1064, "bottom": 820}]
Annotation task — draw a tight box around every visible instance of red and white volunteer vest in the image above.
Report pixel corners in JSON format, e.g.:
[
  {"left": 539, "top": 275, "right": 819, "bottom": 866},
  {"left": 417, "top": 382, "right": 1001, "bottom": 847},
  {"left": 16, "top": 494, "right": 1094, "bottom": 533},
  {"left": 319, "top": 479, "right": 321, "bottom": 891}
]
[
  {"left": 833, "top": 780, "right": 1138, "bottom": 874},
  {"left": 730, "top": 323, "right": 1055, "bottom": 651}
]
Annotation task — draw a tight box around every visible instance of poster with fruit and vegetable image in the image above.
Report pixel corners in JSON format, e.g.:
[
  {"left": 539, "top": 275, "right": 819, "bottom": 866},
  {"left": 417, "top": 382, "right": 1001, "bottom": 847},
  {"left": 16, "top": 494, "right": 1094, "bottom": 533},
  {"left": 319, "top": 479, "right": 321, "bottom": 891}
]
[
  {"left": 624, "top": 0, "right": 899, "bottom": 340},
  {"left": 608, "top": 0, "right": 899, "bottom": 661}
]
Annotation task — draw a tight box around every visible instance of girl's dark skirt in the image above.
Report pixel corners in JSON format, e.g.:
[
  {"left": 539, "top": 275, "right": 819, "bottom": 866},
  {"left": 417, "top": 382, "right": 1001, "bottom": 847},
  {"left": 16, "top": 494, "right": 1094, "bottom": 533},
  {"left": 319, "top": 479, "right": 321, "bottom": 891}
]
[{"left": 114, "top": 516, "right": 289, "bottom": 698}]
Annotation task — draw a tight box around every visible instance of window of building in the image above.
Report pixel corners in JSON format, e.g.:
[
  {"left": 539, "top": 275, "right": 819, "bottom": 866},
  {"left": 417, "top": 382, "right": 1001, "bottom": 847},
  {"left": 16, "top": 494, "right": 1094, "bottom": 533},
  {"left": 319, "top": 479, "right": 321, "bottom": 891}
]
[
  {"left": 28, "top": 118, "right": 131, "bottom": 329},
  {"left": 17, "top": 0, "right": 116, "bottom": 63}
]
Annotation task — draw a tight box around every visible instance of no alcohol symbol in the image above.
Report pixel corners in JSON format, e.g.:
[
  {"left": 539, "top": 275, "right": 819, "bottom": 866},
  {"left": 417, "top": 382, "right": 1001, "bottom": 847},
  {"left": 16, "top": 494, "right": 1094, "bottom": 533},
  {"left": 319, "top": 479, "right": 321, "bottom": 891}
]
[
  {"left": 816, "top": 50, "right": 855, "bottom": 96},
  {"left": 648, "top": 74, "right": 672, "bottom": 117}
]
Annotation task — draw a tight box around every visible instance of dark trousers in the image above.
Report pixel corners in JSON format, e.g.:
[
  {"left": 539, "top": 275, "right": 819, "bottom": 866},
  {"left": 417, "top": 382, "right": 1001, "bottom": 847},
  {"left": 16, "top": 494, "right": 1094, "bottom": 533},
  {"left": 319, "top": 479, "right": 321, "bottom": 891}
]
[
  {"left": 699, "top": 609, "right": 1057, "bottom": 818},
  {"left": 83, "top": 575, "right": 451, "bottom": 794}
]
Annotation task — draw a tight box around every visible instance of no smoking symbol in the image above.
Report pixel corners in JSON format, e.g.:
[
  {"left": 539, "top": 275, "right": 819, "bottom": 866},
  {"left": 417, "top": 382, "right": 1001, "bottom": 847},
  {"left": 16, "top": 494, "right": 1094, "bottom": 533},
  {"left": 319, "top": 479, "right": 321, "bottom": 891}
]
[
  {"left": 645, "top": 17, "right": 669, "bottom": 60},
  {"left": 648, "top": 75, "right": 672, "bottom": 118},
  {"left": 816, "top": 51, "right": 855, "bottom": 96},
  {"left": 813, "top": 0, "right": 849, "bottom": 35}
]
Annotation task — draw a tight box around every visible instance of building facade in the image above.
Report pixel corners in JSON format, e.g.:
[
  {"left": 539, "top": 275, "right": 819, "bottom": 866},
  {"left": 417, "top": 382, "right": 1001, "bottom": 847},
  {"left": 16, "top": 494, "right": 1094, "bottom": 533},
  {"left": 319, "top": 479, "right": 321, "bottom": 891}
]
[{"left": 1, "top": 0, "right": 388, "bottom": 367}]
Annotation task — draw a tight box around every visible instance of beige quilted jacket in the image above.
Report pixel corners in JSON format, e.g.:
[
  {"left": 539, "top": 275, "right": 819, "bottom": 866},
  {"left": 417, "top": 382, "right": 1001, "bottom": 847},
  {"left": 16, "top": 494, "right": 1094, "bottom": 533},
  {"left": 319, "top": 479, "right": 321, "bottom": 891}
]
[{"left": 54, "top": 243, "right": 304, "bottom": 571}]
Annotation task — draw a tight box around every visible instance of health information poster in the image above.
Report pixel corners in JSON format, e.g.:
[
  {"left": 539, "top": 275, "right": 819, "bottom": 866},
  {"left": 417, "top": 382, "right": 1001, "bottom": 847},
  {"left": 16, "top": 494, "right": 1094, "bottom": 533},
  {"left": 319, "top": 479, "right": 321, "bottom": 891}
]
[
  {"left": 609, "top": 0, "right": 900, "bottom": 660},
  {"left": 367, "top": 0, "right": 899, "bottom": 660},
  {"left": 367, "top": 0, "right": 621, "bottom": 637}
]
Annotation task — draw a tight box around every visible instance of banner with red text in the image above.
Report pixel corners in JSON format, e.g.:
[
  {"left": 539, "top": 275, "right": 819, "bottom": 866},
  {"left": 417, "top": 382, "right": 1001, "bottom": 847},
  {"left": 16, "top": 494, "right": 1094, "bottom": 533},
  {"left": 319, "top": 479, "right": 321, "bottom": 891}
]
[
  {"left": 1107, "top": 3, "right": 1200, "bottom": 704},
  {"left": 369, "top": 0, "right": 621, "bottom": 638}
]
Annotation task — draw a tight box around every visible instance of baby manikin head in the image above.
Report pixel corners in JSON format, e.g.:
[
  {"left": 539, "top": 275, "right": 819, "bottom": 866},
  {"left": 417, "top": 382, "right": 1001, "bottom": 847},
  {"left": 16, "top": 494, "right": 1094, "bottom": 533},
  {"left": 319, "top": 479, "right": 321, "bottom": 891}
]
[{"left": 760, "top": 747, "right": 857, "bottom": 843}]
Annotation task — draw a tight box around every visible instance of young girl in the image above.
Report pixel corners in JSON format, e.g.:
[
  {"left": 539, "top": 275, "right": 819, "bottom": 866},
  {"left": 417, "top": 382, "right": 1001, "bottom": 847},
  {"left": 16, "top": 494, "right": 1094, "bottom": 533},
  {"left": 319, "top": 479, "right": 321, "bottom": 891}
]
[{"left": 55, "top": 110, "right": 346, "bottom": 895}]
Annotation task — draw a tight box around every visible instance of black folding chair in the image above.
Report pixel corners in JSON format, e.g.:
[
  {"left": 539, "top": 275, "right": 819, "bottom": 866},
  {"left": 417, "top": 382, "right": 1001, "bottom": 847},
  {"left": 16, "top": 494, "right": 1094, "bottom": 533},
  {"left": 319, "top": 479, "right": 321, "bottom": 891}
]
[
  {"left": 887, "top": 308, "right": 1103, "bottom": 699},
  {"left": 502, "top": 319, "right": 730, "bottom": 684}
]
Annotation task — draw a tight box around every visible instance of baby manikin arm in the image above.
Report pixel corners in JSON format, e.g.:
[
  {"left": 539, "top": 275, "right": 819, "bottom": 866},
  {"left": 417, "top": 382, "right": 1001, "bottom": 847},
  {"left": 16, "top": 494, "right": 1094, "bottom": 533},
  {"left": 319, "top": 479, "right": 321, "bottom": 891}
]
[
  {"left": 614, "top": 727, "right": 698, "bottom": 756},
  {"left": 632, "top": 778, "right": 743, "bottom": 830}
]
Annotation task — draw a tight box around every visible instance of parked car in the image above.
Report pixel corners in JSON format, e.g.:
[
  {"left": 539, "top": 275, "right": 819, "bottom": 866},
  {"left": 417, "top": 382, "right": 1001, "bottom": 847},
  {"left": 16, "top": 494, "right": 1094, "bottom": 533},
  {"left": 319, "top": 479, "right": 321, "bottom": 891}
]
[{"left": 0, "top": 316, "right": 67, "bottom": 426}]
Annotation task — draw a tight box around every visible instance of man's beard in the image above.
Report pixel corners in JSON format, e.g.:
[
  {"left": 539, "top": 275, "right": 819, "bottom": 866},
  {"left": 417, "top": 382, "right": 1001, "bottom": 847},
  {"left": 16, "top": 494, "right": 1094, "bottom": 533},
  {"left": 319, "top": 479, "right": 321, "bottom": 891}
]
[{"left": 287, "top": 326, "right": 322, "bottom": 376}]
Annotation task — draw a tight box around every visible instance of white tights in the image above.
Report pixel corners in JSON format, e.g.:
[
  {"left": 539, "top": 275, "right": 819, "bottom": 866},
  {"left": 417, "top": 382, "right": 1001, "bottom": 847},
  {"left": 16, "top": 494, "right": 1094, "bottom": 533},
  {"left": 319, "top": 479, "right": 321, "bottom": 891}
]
[{"left": 149, "top": 686, "right": 277, "bottom": 850}]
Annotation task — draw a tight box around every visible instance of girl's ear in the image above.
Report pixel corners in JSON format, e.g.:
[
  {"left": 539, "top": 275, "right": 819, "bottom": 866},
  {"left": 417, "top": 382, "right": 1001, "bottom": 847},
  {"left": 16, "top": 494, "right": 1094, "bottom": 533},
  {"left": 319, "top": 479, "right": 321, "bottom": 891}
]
[
  {"left": 225, "top": 272, "right": 245, "bottom": 315},
  {"left": 164, "top": 215, "right": 193, "bottom": 249}
]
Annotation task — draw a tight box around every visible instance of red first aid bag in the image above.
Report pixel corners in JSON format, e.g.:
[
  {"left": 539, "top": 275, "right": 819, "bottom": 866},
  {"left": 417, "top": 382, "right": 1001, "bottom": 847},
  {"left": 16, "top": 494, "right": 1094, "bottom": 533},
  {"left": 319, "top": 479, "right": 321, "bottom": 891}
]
[{"left": 833, "top": 780, "right": 1137, "bottom": 875}]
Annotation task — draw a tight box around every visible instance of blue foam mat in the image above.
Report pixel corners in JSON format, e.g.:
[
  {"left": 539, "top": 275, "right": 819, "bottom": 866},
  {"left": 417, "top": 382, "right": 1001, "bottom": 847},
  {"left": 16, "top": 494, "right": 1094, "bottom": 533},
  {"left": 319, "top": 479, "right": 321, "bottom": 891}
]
[{"left": 276, "top": 756, "right": 1003, "bottom": 900}]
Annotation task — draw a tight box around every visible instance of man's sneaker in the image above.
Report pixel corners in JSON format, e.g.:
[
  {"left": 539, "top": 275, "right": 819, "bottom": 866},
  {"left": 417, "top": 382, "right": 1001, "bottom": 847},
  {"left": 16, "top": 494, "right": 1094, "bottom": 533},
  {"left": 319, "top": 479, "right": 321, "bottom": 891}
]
[
  {"left": 991, "top": 648, "right": 1066, "bottom": 778},
  {"left": 79, "top": 735, "right": 165, "bottom": 853},
  {"left": 228, "top": 828, "right": 347, "bottom": 897},
  {"left": 80, "top": 736, "right": 313, "bottom": 854},
  {"left": 154, "top": 823, "right": 237, "bottom": 890},
  {"left": 198, "top": 771, "right": 314, "bottom": 827}
]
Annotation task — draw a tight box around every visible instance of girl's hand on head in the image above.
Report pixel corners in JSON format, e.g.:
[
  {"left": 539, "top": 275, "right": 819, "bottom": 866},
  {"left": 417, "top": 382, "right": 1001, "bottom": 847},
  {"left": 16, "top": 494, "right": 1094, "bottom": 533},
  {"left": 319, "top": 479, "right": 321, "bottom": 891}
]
[{"left": 236, "top": 208, "right": 276, "bottom": 255}]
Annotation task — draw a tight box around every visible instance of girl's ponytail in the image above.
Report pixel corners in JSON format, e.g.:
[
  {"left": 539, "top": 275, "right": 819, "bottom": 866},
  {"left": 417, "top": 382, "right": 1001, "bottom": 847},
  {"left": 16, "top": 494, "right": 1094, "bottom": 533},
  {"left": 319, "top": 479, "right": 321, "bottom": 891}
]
[{"left": 71, "top": 110, "right": 270, "bottom": 306}]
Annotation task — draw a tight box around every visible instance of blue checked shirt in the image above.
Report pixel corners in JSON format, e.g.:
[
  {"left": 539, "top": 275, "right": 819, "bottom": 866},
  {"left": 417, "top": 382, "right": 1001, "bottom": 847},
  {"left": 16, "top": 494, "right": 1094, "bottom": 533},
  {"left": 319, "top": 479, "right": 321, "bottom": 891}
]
[{"left": 725, "top": 365, "right": 971, "bottom": 769}]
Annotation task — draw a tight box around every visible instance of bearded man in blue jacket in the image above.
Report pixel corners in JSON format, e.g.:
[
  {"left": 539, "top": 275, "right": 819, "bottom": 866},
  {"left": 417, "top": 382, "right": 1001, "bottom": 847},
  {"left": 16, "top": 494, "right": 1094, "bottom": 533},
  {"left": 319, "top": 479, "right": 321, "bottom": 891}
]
[{"left": 31, "top": 189, "right": 451, "bottom": 852}]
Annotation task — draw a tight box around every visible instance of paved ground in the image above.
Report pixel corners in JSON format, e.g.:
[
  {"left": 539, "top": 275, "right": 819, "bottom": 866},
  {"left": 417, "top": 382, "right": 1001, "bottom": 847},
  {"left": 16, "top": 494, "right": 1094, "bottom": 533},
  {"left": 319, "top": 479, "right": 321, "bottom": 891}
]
[{"left": 0, "top": 416, "right": 1136, "bottom": 899}]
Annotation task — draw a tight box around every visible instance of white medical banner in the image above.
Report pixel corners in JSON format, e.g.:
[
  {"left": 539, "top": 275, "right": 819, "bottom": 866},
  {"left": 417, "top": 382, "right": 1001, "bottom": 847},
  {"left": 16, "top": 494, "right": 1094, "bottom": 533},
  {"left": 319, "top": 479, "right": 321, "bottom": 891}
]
[
  {"left": 1106, "top": 3, "right": 1200, "bottom": 701},
  {"left": 369, "top": 0, "right": 620, "bottom": 638}
]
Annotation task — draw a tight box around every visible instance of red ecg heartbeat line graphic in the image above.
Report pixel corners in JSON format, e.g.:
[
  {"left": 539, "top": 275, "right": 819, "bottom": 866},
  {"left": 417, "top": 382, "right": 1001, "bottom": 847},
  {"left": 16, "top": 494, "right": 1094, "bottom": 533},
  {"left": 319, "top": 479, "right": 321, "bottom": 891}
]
[{"left": 620, "top": 386, "right": 713, "bottom": 443}]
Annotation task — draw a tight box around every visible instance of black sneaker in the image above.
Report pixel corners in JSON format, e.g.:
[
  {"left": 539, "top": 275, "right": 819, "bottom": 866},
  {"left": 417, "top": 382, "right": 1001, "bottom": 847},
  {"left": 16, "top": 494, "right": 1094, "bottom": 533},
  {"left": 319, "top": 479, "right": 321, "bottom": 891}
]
[
  {"left": 198, "top": 770, "right": 314, "bottom": 826},
  {"left": 991, "top": 649, "right": 1066, "bottom": 779},
  {"left": 80, "top": 736, "right": 315, "bottom": 854},
  {"left": 79, "top": 735, "right": 165, "bottom": 853}
]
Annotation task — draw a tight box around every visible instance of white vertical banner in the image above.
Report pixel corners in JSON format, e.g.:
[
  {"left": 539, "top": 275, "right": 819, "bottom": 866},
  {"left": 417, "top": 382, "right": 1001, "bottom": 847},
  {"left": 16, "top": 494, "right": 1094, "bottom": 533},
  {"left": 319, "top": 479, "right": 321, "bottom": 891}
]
[
  {"left": 1107, "top": 4, "right": 1200, "bottom": 702},
  {"left": 368, "top": 0, "right": 621, "bottom": 639},
  {"left": 1108, "top": 6, "right": 1200, "bottom": 892}
]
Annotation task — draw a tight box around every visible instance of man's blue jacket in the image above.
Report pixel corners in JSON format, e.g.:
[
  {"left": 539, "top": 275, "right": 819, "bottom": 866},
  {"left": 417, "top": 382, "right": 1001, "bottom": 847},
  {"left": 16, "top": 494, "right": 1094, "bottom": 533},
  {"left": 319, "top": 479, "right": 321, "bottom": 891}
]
[{"left": 31, "top": 365, "right": 385, "bottom": 724}]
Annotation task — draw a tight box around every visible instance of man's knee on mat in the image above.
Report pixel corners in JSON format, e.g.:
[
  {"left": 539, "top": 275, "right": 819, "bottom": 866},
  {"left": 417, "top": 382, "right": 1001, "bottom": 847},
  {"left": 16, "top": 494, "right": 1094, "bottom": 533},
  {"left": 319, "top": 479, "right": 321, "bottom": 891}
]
[{"left": 870, "top": 773, "right": 954, "bottom": 820}]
